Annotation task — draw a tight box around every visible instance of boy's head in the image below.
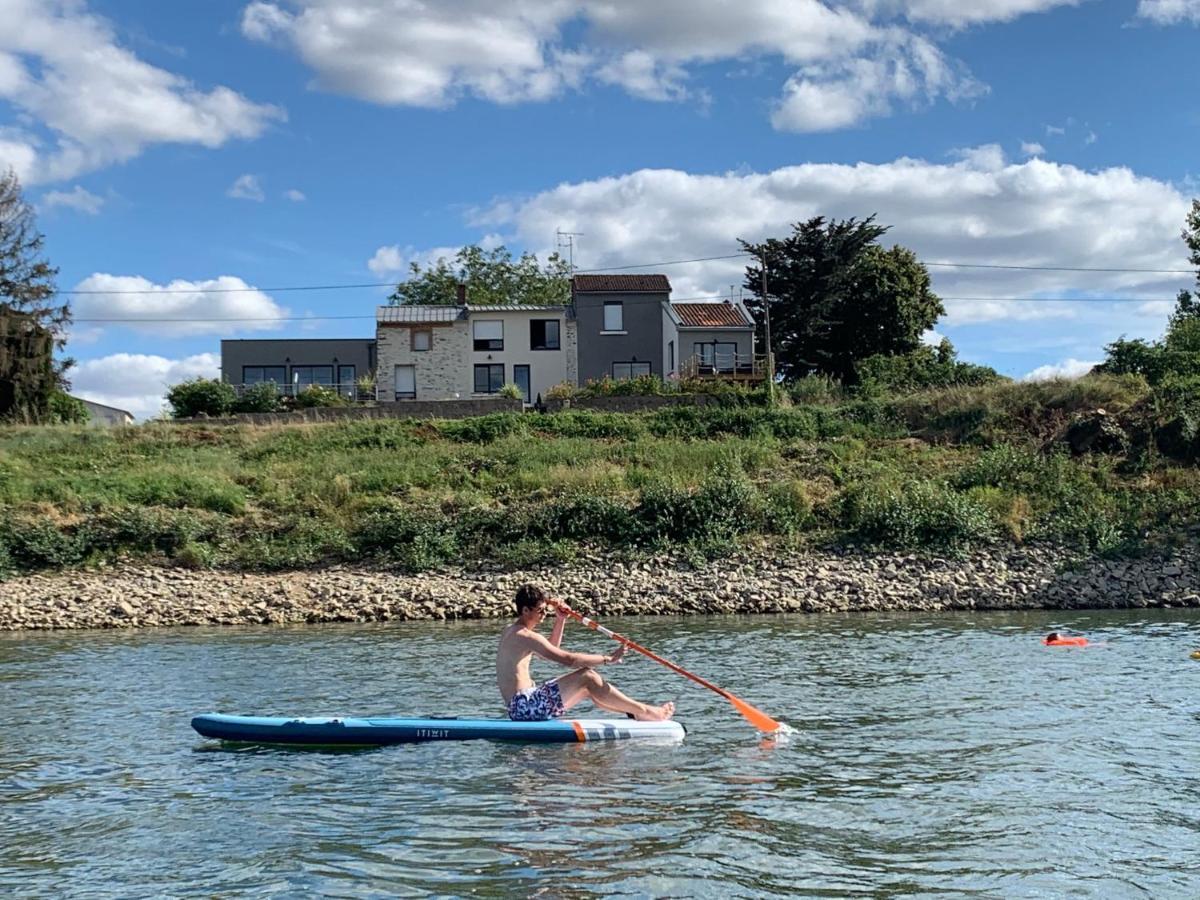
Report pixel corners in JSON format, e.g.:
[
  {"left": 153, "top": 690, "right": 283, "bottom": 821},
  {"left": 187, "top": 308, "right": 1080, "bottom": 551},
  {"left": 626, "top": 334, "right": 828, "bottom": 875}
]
[{"left": 514, "top": 583, "right": 550, "bottom": 616}]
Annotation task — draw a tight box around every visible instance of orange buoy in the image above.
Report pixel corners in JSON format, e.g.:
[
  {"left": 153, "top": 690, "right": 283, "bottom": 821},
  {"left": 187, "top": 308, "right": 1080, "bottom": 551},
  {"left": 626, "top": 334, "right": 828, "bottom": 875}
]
[{"left": 1043, "top": 633, "right": 1088, "bottom": 646}]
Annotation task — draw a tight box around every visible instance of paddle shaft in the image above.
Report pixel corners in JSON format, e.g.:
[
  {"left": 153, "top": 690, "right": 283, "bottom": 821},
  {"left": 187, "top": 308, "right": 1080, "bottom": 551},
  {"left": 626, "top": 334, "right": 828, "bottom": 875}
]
[{"left": 558, "top": 605, "right": 781, "bottom": 733}]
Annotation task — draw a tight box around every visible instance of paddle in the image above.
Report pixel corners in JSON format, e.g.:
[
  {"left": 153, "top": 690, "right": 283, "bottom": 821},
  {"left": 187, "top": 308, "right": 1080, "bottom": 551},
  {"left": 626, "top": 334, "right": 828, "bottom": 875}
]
[{"left": 554, "top": 602, "right": 782, "bottom": 734}]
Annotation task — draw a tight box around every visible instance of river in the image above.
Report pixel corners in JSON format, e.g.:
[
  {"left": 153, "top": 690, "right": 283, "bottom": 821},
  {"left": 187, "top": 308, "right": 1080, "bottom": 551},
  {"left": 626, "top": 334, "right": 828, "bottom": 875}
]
[{"left": 2, "top": 609, "right": 1198, "bottom": 897}]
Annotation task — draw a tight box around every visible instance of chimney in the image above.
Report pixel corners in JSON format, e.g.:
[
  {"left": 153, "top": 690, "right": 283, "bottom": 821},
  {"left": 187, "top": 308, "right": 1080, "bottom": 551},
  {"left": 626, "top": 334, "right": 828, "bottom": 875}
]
[{"left": 456, "top": 282, "right": 467, "bottom": 305}]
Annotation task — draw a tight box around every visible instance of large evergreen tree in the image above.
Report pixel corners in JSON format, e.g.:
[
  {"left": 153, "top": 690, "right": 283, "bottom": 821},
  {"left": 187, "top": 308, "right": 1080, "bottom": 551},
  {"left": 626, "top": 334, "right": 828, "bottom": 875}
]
[
  {"left": 740, "top": 216, "right": 944, "bottom": 382},
  {"left": 389, "top": 244, "right": 571, "bottom": 306},
  {"left": 0, "top": 168, "right": 69, "bottom": 377}
]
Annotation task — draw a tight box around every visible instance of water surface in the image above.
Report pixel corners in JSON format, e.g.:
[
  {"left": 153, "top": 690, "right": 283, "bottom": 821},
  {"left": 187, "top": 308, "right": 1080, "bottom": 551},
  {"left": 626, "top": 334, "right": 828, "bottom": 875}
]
[{"left": 2, "top": 609, "right": 1198, "bottom": 897}]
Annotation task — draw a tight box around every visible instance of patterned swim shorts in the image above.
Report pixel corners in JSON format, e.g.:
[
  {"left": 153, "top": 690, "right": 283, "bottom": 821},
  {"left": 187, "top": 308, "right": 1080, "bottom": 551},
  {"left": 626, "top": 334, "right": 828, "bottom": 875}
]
[{"left": 507, "top": 681, "right": 566, "bottom": 721}]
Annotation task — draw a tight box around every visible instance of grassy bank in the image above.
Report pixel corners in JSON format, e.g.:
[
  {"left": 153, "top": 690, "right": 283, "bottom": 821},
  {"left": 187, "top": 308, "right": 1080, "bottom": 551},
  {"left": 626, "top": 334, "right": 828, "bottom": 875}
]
[{"left": 1, "top": 374, "right": 1197, "bottom": 576}]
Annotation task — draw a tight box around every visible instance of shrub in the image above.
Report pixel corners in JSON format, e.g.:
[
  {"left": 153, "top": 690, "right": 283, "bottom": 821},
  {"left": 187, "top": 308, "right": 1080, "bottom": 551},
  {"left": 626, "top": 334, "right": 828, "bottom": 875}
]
[
  {"left": 789, "top": 375, "right": 847, "bottom": 405},
  {"left": 497, "top": 382, "right": 524, "bottom": 400},
  {"left": 233, "top": 382, "right": 283, "bottom": 413},
  {"left": 842, "top": 480, "right": 997, "bottom": 550},
  {"left": 438, "top": 413, "right": 527, "bottom": 443},
  {"left": 0, "top": 517, "right": 88, "bottom": 569},
  {"left": 47, "top": 391, "right": 90, "bottom": 425},
  {"left": 167, "top": 378, "right": 236, "bottom": 419},
  {"left": 292, "top": 385, "right": 346, "bottom": 408},
  {"left": 856, "top": 340, "right": 1003, "bottom": 396},
  {"left": 354, "top": 506, "right": 459, "bottom": 571},
  {"left": 544, "top": 381, "right": 577, "bottom": 401}
]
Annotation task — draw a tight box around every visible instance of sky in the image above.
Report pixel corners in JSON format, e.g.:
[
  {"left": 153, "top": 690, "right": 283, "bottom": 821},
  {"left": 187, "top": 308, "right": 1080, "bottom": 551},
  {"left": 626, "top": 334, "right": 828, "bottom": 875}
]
[{"left": 2, "top": 0, "right": 1199, "bottom": 418}]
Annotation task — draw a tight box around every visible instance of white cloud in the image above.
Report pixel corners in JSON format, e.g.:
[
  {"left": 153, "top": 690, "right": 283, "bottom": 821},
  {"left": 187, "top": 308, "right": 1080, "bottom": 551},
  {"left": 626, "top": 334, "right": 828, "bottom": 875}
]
[
  {"left": 474, "top": 149, "right": 1190, "bottom": 331},
  {"left": 239, "top": 0, "right": 988, "bottom": 130},
  {"left": 70, "top": 274, "right": 289, "bottom": 336},
  {"left": 0, "top": 0, "right": 283, "bottom": 184},
  {"left": 227, "top": 174, "right": 265, "bottom": 202},
  {"left": 921, "top": 329, "right": 945, "bottom": 346},
  {"left": 38, "top": 184, "right": 104, "bottom": 214},
  {"left": 367, "top": 243, "right": 475, "bottom": 278},
  {"left": 1022, "top": 358, "right": 1101, "bottom": 381},
  {"left": 1136, "top": 0, "right": 1200, "bottom": 23},
  {"left": 71, "top": 352, "right": 220, "bottom": 420},
  {"left": 1021, "top": 141, "right": 1045, "bottom": 156},
  {"left": 283, "top": 188, "right": 306, "bottom": 201},
  {"left": 894, "top": 0, "right": 1084, "bottom": 27}
]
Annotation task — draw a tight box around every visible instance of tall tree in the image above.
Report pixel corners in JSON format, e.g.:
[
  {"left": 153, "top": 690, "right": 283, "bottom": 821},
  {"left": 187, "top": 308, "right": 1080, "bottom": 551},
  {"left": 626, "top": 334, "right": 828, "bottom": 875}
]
[
  {"left": 1169, "top": 198, "right": 1200, "bottom": 330},
  {"left": 741, "top": 216, "right": 944, "bottom": 382},
  {"left": 0, "top": 168, "right": 69, "bottom": 379},
  {"left": 389, "top": 244, "right": 571, "bottom": 306}
]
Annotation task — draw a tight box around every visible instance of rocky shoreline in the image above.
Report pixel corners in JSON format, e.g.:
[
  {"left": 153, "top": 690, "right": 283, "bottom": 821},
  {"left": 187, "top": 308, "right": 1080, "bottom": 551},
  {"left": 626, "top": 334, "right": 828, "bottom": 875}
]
[{"left": 1, "top": 543, "right": 1198, "bottom": 630}]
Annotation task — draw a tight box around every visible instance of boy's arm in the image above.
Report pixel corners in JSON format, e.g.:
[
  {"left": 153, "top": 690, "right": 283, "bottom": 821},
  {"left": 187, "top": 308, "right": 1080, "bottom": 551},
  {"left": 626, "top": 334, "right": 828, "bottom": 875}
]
[
  {"left": 549, "top": 606, "right": 567, "bottom": 647},
  {"left": 523, "top": 631, "right": 612, "bottom": 669}
]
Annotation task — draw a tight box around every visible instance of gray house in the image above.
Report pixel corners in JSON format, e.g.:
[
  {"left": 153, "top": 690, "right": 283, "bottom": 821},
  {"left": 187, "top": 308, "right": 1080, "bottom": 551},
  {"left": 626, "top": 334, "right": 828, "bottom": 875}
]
[
  {"left": 219, "top": 338, "right": 376, "bottom": 397},
  {"left": 671, "top": 301, "right": 757, "bottom": 376},
  {"left": 571, "top": 274, "right": 673, "bottom": 383}
]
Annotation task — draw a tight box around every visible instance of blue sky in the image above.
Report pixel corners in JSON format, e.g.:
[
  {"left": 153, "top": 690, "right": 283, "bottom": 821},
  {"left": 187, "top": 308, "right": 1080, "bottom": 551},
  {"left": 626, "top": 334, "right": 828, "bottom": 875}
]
[{"left": 2, "top": 0, "right": 1198, "bottom": 416}]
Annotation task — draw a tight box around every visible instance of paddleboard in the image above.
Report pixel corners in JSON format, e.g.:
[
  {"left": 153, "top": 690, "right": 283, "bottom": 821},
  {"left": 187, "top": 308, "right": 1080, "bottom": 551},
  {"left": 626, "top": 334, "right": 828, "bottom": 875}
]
[{"left": 191, "top": 713, "right": 685, "bottom": 746}]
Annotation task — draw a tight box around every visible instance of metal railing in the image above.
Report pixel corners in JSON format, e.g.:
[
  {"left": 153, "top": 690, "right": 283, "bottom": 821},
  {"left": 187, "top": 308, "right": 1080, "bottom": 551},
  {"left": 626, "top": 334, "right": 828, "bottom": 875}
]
[
  {"left": 678, "top": 352, "right": 771, "bottom": 380},
  {"left": 228, "top": 382, "right": 377, "bottom": 401}
]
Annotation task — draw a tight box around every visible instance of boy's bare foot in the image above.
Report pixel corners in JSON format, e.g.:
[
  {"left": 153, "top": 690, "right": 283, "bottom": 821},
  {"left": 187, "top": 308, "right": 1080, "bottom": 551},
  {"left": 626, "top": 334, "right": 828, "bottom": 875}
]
[{"left": 634, "top": 701, "right": 675, "bottom": 721}]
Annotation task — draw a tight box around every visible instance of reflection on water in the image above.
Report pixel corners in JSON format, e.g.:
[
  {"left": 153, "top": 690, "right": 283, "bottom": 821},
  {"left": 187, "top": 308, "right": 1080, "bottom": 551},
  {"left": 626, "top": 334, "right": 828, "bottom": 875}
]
[{"left": 1, "top": 608, "right": 1199, "bottom": 897}]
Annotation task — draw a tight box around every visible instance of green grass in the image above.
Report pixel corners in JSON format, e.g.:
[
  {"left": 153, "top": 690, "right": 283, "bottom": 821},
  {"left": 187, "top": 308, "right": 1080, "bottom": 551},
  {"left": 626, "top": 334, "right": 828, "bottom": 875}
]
[{"left": 1, "top": 375, "right": 1196, "bottom": 576}]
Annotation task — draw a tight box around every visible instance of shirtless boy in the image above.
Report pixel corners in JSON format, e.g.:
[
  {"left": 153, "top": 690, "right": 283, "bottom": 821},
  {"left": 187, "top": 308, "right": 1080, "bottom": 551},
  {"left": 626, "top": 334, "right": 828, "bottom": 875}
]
[{"left": 497, "top": 584, "right": 675, "bottom": 722}]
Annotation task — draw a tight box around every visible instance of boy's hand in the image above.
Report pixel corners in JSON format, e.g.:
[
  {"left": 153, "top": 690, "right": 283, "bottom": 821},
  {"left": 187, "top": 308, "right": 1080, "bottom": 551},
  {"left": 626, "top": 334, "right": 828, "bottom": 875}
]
[{"left": 608, "top": 644, "right": 627, "bottom": 664}]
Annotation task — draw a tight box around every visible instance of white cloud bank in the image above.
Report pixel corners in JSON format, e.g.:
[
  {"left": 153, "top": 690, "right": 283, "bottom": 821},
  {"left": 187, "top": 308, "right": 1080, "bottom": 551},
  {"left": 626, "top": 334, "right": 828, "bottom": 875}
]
[
  {"left": 465, "top": 148, "right": 1191, "bottom": 331},
  {"left": 1136, "top": 0, "right": 1200, "bottom": 23},
  {"left": 0, "top": 0, "right": 284, "bottom": 184},
  {"left": 71, "top": 274, "right": 290, "bottom": 336},
  {"left": 238, "top": 0, "right": 1015, "bottom": 130},
  {"left": 71, "top": 352, "right": 220, "bottom": 420},
  {"left": 1023, "top": 358, "right": 1101, "bottom": 381}
]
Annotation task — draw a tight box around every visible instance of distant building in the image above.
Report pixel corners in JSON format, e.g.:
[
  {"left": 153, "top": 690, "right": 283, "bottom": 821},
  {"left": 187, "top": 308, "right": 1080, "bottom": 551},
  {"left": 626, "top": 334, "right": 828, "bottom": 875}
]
[{"left": 75, "top": 398, "right": 134, "bottom": 426}]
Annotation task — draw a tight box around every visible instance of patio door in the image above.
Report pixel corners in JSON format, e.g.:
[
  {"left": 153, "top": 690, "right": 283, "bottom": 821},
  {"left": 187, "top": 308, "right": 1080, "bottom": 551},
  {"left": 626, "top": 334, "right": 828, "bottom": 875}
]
[
  {"left": 513, "top": 365, "right": 531, "bottom": 404},
  {"left": 394, "top": 365, "right": 416, "bottom": 400}
]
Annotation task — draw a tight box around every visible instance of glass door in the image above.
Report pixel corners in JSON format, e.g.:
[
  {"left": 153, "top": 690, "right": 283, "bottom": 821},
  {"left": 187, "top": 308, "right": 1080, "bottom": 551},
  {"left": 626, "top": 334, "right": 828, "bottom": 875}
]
[{"left": 513, "top": 365, "right": 531, "bottom": 404}]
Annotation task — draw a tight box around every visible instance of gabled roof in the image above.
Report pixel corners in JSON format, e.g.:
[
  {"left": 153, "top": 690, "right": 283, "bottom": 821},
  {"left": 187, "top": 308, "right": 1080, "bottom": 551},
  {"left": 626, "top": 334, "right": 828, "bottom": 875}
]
[
  {"left": 376, "top": 305, "right": 465, "bottom": 323},
  {"left": 672, "top": 301, "right": 753, "bottom": 328},
  {"left": 572, "top": 274, "right": 671, "bottom": 294}
]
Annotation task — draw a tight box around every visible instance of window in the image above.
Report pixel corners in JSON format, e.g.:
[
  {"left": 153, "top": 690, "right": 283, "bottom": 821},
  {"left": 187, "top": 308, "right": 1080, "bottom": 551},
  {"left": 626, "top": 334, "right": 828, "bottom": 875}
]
[
  {"left": 290, "top": 366, "right": 334, "bottom": 390},
  {"left": 473, "top": 320, "right": 503, "bottom": 351},
  {"left": 394, "top": 365, "right": 416, "bottom": 400},
  {"left": 612, "top": 361, "right": 651, "bottom": 380},
  {"left": 411, "top": 329, "right": 432, "bottom": 351},
  {"left": 530, "top": 319, "right": 560, "bottom": 350},
  {"left": 337, "top": 365, "right": 356, "bottom": 398},
  {"left": 695, "top": 342, "right": 738, "bottom": 373},
  {"left": 243, "top": 366, "right": 285, "bottom": 386},
  {"left": 603, "top": 302, "right": 623, "bottom": 332},
  {"left": 513, "top": 365, "right": 531, "bottom": 404},
  {"left": 668, "top": 341, "right": 675, "bottom": 374},
  {"left": 474, "top": 364, "right": 505, "bottom": 394}
]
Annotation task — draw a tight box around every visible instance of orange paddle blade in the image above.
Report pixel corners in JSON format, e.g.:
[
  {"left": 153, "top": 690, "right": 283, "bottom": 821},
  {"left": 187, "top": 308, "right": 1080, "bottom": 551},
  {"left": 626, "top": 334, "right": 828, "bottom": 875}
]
[{"left": 728, "top": 694, "right": 782, "bottom": 734}]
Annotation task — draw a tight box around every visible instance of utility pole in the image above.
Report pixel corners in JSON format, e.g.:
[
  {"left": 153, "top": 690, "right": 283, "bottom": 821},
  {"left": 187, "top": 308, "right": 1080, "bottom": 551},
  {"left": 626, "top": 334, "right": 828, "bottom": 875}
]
[{"left": 759, "top": 249, "right": 775, "bottom": 406}]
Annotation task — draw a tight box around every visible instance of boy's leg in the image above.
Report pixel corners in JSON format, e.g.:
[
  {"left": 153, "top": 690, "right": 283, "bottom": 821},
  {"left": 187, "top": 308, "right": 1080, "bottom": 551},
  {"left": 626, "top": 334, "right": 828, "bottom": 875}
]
[{"left": 553, "top": 668, "right": 674, "bottom": 721}]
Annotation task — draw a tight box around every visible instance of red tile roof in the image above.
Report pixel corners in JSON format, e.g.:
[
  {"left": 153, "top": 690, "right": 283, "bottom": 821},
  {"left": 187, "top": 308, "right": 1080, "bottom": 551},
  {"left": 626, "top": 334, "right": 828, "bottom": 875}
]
[
  {"left": 672, "top": 301, "right": 753, "bottom": 328},
  {"left": 572, "top": 274, "right": 671, "bottom": 293}
]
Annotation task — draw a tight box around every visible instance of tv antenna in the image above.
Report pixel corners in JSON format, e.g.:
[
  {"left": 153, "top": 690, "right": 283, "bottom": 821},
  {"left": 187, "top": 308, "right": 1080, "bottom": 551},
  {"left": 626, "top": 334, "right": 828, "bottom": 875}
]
[{"left": 556, "top": 229, "right": 585, "bottom": 272}]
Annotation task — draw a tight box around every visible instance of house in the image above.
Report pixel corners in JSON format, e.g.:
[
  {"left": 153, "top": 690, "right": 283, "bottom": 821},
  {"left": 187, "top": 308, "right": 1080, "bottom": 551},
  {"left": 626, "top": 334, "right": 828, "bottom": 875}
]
[
  {"left": 376, "top": 304, "right": 576, "bottom": 404},
  {"left": 670, "top": 300, "right": 759, "bottom": 379},
  {"left": 570, "top": 274, "right": 673, "bottom": 382},
  {"left": 75, "top": 397, "right": 135, "bottom": 426},
  {"left": 219, "top": 338, "right": 376, "bottom": 397},
  {"left": 216, "top": 273, "right": 764, "bottom": 405}
]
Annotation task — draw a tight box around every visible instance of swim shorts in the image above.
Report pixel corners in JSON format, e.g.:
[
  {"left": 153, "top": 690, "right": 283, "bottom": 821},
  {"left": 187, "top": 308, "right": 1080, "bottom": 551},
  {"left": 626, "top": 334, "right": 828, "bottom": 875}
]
[{"left": 507, "top": 681, "right": 566, "bottom": 721}]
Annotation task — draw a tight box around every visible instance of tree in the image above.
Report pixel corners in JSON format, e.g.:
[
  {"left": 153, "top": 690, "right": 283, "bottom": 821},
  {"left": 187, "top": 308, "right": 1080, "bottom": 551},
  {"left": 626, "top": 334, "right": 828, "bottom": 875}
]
[
  {"left": 166, "top": 378, "right": 236, "bottom": 419},
  {"left": 741, "top": 216, "right": 945, "bottom": 382},
  {"left": 389, "top": 245, "right": 571, "bottom": 306},
  {"left": 0, "top": 169, "right": 69, "bottom": 378}
]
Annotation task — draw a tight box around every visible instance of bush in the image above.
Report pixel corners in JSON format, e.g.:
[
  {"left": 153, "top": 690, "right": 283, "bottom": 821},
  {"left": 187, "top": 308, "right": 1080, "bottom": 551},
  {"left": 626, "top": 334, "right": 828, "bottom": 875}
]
[
  {"left": 438, "top": 413, "right": 527, "bottom": 443},
  {"left": 497, "top": 382, "right": 524, "bottom": 400},
  {"left": 167, "top": 379, "right": 236, "bottom": 419},
  {"left": 856, "top": 340, "right": 1003, "bottom": 396},
  {"left": 292, "top": 385, "right": 346, "bottom": 408},
  {"left": 354, "top": 506, "right": 459, "bottom": 571},
  {"left": 0, "top": 517, "right": 88, "bottom": 569},
  {"left": 544, "top": 382, "right": 577, "bottom": 401},
  {"left": 842, "top": 480, "right": 997, "bottom": 550},
  {"left": 47, "top": 391, "right": 90, "bottom": 425},
  {"left": 233, "top": 382, "right": 283, "bottom": 413},
  {"left": 578, "top": 375, "right": 672, "bottom": 397}
]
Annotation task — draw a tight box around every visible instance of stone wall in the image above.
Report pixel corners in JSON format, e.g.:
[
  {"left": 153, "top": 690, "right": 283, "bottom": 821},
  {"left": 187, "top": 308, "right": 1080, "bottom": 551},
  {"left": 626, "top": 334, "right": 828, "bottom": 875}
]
[
  {"left": 183, "top": 398, "right": 522, "bottom": 426},
  {"left": 543, "top": 393, "right": 721, "bottom": 413},
  {"left": 376, "top": 322, "right": 471, "bottom": 402}
]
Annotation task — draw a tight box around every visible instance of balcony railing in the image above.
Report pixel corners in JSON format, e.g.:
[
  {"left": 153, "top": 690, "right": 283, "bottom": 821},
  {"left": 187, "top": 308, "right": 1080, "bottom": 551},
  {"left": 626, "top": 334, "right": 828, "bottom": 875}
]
[
  {"left": 678, "top": 352, "right": 772, "bottom": 381},
  {"left": 229, "top": 382, "right": 378, "bottom": 402}
]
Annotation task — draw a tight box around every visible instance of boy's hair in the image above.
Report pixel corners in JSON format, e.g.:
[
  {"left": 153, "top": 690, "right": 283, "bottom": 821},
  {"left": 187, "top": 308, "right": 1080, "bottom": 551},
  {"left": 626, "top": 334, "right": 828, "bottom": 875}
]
[{"left": 514, "top": 583, "right": 549, "bottom": 615}]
